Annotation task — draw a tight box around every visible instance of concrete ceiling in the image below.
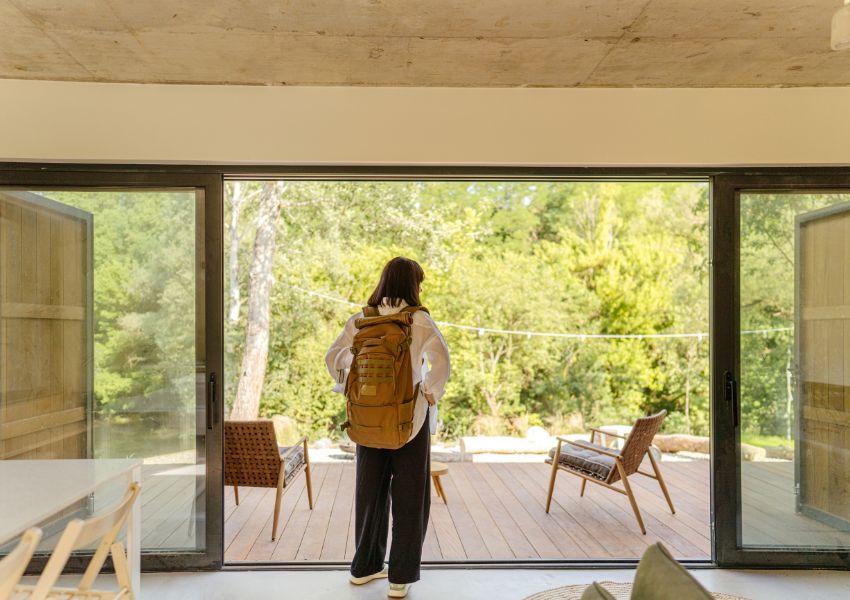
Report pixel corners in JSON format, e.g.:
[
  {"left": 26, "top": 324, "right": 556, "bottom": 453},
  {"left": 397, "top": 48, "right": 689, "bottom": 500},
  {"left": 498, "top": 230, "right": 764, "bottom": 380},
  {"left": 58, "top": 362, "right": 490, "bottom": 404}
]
[{"left": 1, "top": 0, "right": 849, "bottom": 87}]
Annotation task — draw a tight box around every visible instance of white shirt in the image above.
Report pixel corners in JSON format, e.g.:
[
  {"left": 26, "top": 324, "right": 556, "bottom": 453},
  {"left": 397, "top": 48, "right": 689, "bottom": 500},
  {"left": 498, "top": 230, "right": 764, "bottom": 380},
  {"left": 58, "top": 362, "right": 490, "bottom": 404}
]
[{"left": 325, "top": 298, "right": 451, "bottom": 442}]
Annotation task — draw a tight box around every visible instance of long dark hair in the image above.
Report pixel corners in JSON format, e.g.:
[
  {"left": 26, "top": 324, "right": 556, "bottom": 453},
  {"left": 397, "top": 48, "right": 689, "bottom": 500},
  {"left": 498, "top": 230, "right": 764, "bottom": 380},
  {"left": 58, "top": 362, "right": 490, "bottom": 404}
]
[{"left": 367, "top": 257, "right": 424, "bottom": 307}]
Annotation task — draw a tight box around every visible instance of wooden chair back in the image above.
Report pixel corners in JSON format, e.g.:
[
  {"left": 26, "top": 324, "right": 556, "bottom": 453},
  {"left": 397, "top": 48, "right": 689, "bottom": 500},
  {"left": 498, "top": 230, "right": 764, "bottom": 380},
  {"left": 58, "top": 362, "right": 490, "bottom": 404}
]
[
  {"left": 224, "top": 421, "right": 283, "bottom": 489},
  {"left": 0, "top": 528, "right": 42, "bottom": 600},
  {"left": 29, "top": 482, "right": 140, "bottom": 600},
  {"left": 610, "top": 410, "right": 667, "bottom": 482}
]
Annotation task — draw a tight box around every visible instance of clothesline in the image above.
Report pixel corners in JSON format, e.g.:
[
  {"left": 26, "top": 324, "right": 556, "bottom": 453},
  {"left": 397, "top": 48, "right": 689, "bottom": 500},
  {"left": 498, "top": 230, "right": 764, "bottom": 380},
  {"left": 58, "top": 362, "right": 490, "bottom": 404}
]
[{"left": 289, "top": 285, "right": 792, "bottom": 340}]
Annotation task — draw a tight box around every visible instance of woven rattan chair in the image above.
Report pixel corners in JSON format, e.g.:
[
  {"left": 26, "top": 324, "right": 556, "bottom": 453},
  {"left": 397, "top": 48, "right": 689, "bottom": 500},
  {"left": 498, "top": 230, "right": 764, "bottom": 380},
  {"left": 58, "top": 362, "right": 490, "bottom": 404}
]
[
  {"left": 544, "top": 410, "right": 675, "bottom": 534},
  {"left": 224, "top": 421, "right": 313, "bottom": 541}
]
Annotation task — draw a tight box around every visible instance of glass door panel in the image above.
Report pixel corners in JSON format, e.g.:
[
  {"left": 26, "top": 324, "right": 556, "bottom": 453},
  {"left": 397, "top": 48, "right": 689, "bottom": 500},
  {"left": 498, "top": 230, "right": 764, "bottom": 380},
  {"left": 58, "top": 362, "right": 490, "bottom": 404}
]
[
  {"left": 740, "top": 191, "right": 850, "bottom": 551},
  {"left": 0, "top": 181, "right": 221, "bottom": 568}
]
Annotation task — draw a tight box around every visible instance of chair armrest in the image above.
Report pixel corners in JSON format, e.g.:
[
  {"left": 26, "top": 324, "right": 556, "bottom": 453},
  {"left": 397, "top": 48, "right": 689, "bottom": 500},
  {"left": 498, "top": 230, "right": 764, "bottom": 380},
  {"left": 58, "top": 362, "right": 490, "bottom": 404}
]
[
  {"left": 589, "top": 427, "right": 627, "bottom": 440},
  {"left": 557, "top": 437, "right": 621, "bottom": 459},
  {"left": 280, "top": 437, "right": 308, "bottom": 460}
]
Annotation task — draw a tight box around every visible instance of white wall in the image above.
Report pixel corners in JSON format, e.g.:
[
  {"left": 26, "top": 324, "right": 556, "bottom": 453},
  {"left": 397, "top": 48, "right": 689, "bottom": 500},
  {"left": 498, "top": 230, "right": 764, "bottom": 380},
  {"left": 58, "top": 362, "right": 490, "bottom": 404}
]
[{"left": 1, "top": 79, "right": 849, "bottom": 166}]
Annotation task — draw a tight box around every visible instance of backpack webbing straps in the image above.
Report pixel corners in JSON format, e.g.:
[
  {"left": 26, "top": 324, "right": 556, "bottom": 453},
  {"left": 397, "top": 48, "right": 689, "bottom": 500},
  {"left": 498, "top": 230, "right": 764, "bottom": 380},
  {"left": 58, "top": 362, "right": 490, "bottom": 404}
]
[{"left": 362, "top": 305, "right": 428, "bottom": 317}]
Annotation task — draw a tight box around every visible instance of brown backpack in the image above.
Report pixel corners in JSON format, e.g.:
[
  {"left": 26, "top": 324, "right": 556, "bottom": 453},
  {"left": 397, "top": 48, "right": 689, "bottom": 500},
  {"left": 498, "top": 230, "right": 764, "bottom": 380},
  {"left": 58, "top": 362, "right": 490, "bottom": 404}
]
[{"left": 340, "top": 305, "right": 428, "bottom": 449}]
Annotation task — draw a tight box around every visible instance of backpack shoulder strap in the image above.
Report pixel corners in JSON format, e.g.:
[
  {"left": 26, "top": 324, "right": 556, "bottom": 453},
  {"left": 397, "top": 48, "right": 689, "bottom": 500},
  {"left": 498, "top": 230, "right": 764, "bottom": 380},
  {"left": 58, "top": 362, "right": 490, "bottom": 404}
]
[{"left": 362, "top": 305, "right": 379, "bottom": 317}]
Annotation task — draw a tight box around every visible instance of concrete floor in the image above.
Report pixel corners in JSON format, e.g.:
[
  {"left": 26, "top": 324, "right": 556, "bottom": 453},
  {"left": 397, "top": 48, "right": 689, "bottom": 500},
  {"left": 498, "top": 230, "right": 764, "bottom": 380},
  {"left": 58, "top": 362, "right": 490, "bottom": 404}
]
[{"left": 46, "top": 567, "right": 846, "bottom": 600}]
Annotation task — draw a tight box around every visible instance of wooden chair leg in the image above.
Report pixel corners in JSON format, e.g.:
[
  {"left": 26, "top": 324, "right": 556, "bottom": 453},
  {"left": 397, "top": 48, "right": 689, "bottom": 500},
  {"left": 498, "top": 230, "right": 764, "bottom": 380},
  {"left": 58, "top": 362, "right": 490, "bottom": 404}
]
[
  {"left": 111, "top": 542, "right": 133, "bottom": 599},
  {"left": 271, "top": 476, "right": 284, "bottom": 542},
  {"left": 233, "top": 484, "right": 239, "bottom": 506},
  {"left": 616, "top": 460, "right": 646, "bottom": 534},
  {"left": 545, "top": 440, "right": 561, "bottom": 513},
  {"left": 648, "top": 450, "right": 676, "bottom": 514},
  {"left": 434, "top": 475, "right": 448, "bottom": 504},
  {"left": 303, "top": 438, "right": 314, "bottom": 510},
  {"left": 580, "top": 479, "right": 587, "bottom": 497}
]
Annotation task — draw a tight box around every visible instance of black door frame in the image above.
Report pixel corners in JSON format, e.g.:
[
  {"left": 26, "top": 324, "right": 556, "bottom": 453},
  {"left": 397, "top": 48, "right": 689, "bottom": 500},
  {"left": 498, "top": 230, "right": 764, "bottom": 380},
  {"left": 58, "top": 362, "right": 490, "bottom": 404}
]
[
  {"left": 4, "top": 163, "right": 850, "bottom": 571},
  {"left": 0, "top": 166, "right": 225, "bottom": 572},
  {"left": 712, "top": 173, "right": 850, "bottom": 569}
]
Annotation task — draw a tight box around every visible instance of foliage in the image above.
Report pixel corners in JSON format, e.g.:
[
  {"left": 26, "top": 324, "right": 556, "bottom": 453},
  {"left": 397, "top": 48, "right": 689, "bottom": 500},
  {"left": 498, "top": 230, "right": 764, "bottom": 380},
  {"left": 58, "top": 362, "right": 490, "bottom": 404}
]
[
  {"left": 42, "top": 190, "right": 198, "bottom": 457},
  {"left": 47, "top": 191, "right": 197, "bottom": 415},
  {"left": 50, "top": 182, "right": 840, "bottom": 450},
  {"left": 225, "top": 181, "right": 716, "bottom": 441},
  {"left": 739, "top": 193, "right": 850, "bottom": 438}
]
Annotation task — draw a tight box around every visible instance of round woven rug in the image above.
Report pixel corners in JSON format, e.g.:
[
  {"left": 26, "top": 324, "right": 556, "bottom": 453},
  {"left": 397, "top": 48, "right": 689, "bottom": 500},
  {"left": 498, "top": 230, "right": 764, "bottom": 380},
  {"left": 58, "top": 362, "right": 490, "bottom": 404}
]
[{"left": 523, "top": 581, "right": 750, "bottom": 600}]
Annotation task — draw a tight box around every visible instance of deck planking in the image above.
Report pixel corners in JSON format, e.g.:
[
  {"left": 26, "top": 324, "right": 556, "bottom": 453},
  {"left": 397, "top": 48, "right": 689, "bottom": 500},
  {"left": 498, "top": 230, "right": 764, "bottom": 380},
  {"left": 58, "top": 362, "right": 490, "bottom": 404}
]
[
  {"left": 223, "top": 460, "right": 712, "bottom": 562},
  {"left": 104, "top": 459, "right": 850, "bottom": 561},
  {"left": 135, "top": 460, "right": 850, "bottom": 562}
]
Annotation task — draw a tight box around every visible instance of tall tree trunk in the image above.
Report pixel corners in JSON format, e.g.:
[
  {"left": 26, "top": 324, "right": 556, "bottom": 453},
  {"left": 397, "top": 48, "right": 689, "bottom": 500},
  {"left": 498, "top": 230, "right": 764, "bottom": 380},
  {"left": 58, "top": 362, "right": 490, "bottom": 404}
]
[
  {"left": 684, "top": 340, "right": 694, "bottom": 435},
  {"left": 229, "top": 181, "right": 285, "bottom": 420},
  {"left": 785, "top": 351, "right": 794, "bottom": 441},
  {"left": 227, "top": 181, "right": 245, "bottom": 325}
]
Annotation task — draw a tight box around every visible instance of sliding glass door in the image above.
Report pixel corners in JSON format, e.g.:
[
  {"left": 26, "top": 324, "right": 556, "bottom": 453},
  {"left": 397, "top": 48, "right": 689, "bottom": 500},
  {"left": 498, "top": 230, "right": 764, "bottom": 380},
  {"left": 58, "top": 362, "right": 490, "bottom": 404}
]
[
  {"left": 0, "top": 169, "right": 223, "bottom": 570},
  {"left": 5, "top": 164, "right": 850, "bottom": 573},
  {"left": 713, "top": 174, "right": 850, "bottom": 568}
]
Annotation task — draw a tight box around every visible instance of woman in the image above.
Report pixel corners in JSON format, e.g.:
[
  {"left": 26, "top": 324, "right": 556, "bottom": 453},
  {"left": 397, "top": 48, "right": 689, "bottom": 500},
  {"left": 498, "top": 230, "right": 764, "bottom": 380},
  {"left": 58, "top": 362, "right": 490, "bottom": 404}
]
[{"left": 325, "top": 257, "right": 450, "bottom": 598}]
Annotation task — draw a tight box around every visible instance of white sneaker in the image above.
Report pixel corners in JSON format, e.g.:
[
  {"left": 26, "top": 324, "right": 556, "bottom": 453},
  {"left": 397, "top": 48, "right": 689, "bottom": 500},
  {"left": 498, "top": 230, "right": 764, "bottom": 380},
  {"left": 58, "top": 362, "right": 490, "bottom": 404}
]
[
  {"left": 388, "top": 582, "right": 410, "bottom": 598},
  {"left": 349, "top": 566, "right": 388, "bottom": 585}
]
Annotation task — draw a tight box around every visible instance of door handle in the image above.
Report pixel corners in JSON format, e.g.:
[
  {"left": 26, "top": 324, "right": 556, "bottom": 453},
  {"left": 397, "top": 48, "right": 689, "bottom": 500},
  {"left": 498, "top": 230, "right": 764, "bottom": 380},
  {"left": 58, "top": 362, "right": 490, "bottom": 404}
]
[
  {"left": 207, "top": 372, "right": 215, "bottom": 431},
  {"left": 725, "top": 371, "right": 739, "bottom": 428}
]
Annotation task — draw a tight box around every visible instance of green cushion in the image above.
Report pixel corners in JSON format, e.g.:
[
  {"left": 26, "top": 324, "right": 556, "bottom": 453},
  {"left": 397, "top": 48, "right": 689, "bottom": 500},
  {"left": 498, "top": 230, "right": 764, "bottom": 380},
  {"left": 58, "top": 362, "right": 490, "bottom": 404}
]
[
  {"left": 580, "top": 582, "right": 616, "bottom": 600},
  {"left": 631, "top": 542, "right": 713, "bottom": 600}
]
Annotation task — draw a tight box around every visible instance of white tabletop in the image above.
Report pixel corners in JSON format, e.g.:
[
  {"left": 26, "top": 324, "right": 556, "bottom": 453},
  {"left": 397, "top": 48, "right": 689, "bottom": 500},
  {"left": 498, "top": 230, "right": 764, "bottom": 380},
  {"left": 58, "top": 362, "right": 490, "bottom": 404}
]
[{"left": 0, "top": 459, "right": 143, "bottom": 544}]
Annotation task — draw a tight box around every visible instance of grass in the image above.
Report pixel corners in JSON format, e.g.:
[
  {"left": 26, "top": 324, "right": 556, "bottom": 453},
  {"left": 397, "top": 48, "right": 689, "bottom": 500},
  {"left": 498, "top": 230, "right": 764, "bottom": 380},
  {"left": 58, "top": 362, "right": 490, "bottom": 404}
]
[
  {"left": 741, "top": 433, "right": 794, "bottom": 449},
  {"left": 94, "top": 415, "right": 194, "bottom": 459}
]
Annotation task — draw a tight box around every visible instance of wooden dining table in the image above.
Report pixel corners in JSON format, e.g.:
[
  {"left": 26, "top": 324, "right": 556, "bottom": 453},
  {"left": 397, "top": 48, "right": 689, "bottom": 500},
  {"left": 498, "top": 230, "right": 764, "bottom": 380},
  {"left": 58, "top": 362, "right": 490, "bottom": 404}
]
[{"left": 0, "top": 459, "right": 143, "bottom": 594}]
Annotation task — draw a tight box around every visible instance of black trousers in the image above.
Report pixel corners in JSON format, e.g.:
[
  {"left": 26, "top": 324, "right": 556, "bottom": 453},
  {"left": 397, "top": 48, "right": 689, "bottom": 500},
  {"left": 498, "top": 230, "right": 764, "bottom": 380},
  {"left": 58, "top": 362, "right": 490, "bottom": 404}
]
[{"left": 350, "top": 409, "right": 431, "bottom": 584}]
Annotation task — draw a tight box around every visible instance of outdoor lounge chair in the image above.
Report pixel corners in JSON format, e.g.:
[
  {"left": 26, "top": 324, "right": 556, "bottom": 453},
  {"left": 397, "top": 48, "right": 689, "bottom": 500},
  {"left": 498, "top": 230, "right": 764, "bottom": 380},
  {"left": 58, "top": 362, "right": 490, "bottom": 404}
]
[
  {"left": 544, "top": 410, "right": 675, "bottom": 534},
  {"left": 224, "top": 421, "right": 313, "bottom": 541}
]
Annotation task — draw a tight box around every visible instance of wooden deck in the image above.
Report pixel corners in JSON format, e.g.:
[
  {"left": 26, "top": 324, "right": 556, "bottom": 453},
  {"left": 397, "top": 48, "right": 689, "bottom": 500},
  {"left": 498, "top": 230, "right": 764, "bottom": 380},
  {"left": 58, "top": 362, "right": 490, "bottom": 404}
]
[
  {"left": 23, "top": 457, "right": 850, "bottom": 561},
  {"left": 138, "top": 464, "right": 203, "bottom": 552},
  {"left": 99, "top": 458, "right": 850, "bottom": 561},
  {"left": 223, "top": 460, "right": 712, "bottom": 562},
  {"left": 741, "top": 461, "right": 850, "bottom": 548}
]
